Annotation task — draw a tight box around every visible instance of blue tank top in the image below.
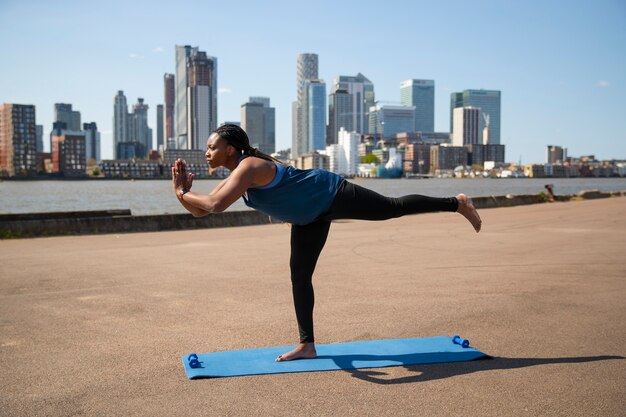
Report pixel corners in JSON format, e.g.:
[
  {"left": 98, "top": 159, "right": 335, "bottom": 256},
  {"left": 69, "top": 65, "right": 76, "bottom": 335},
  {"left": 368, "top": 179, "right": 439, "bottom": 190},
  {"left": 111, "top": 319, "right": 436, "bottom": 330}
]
[{"left": 242, "top": 162, "right": 344, "bottom": 225}]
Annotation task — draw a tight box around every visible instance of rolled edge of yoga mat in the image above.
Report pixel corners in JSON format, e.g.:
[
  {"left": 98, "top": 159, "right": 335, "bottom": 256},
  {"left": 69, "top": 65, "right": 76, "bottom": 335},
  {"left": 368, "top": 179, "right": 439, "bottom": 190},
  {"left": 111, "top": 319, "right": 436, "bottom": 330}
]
[
  {"left": 188, "top": 353, "right": 201, "bottom": 368},
  {"left": 452, "top": 335, "right": 470, "bottom": 348}
]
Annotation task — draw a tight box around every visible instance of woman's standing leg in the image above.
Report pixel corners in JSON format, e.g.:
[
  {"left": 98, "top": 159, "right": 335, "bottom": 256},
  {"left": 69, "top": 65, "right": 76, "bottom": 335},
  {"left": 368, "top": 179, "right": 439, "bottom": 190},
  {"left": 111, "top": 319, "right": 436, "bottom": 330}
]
[{"left": 276, "top": 219, "right": 331, "bottom": 361}]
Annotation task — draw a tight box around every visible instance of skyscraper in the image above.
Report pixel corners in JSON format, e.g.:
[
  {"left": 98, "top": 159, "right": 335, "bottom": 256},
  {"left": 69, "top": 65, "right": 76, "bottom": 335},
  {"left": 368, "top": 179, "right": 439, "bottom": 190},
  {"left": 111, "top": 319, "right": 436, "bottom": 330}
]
[
  {"left": 293, "top": 53, "right": 318, "bottom": 159},
  {"left": 54, "top": 103, "right": 81, "bottom": 131},
  {"left": 83, "top": 122, "right": 101, "bottom": 162},
  {"left": 327, "top": 89, "right": 352, "bottom": 145},
  {"left": 450, "top": 89, "right": 501, "bottom": 144},
  {"left": 129, "top": 98, "right": 152, "bottom": 156},
  {"left": 297, "top": 54, "right": 318, "bottom": 104},
  {"left": 368, "top": 104, "right": 415, "bottom": 139},
  {"left": 175, "top": 45, "right": 198, "bottom": 149},
  {"left": 241, "top": 97, "right": 275, "bottom": 154},
  {"left": 187, "top": 49, "right": 217, "bottom": 150},
  {"left": 35, "top": 125, "right": 43, "bottom": 152},
  {"left": 452, "top": 107, "right": 481, "bottom": 146},
  {"left": 156, "top": 104, "right": 164, "bottom": 150},
  {"left": 547, "top": 145, "right": 567, "bottom": 164},
  {"left": 0, "top": 104, "right": 36, "bottom": 176},
  {"left": 400, "top": 79, "right": 434, "bottom": 133},
  {"left": 163, "top": 73, "right": 175, "bottom": 147},
  {"left": 333, "top": 73, "right": 375, "bottom": 135},
  {"left": 249, "top": 97, "right": 270, "bottom": 107},
  {"left": 241, "top": 102, "right": 264, "bottom": 151},
  {"left": 303, "top": 80, "right": 326, "bottom": 153},
  {"left": 113, "top": 91, "right": 128, "bottom": 158}
]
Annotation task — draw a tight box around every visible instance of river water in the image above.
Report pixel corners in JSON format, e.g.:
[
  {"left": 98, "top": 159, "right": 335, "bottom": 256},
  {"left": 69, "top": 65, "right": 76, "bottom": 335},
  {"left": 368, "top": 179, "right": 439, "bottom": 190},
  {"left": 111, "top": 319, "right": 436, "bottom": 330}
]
[{"left": 1, "top": 177, "right": 625, "bottom": 215}]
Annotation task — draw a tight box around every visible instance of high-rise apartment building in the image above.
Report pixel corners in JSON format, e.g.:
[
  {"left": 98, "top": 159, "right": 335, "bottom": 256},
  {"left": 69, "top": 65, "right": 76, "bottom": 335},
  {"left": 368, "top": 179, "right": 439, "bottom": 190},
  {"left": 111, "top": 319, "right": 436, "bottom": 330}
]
[
  {"left": 450, "top": 89, "right": 501, "bottom": 144},
  {"left": 49, "top": 119, "right": 86, "bottom": 164},
  {"left": 156, "top": 104, "right": 164, "bottom": 150},
  {"left": 113, "top": 91, "right": 128, "bottom": 158},
  {"left": 51, "top": 134, "right": 86, "bottom": 176},
  {"left": 327, "top": 89, "right": 352, "bottom": 145},
  {"left": 163, "top": 73, "right": 175, "bottom": 147},
  {"left": 83, "top": 122, "right": 101, "bottom": 162},
  {"left": 452, "top": 107, "right": 481, "bottom": 146},
  {"left": 400, "top": 79, "right": 434, "bottom": 133},
  {"left": 547, "top": 145, "right": 567, "bottom": 164},
  {"left": 293, "top": 53, "right": 319, "bottom": 159},
  {"left": 54, "top": 103, "right": 81, "bottom": 131},
  {"left": 332, "top": 73, "right": 375, "bottom": 136},
  {"left": 241, "top": 97, "right": 275, "bottom": 154},
  {"left": 297, "top": 54, "right": 318, "bottom": 105},
  {"left": 0, "top": 104, "right": 37, "bottom": 176},
  {"left": 368, "top": 104, "right": 415, "bottom": 139},
  {"left": 187, "top": 50, "right": 218, "bottom": 150},
  {"left": 303, "top": 80, "right": 326, "bottom": 153},
  {"left": 175, "top": 45, "right": 198, "bottom": 149}
]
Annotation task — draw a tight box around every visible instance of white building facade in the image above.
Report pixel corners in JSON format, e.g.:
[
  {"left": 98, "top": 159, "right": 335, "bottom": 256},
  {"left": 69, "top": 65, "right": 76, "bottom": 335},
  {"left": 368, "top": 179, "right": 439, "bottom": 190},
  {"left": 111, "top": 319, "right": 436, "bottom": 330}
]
[
  {"left": 337, "top": 127, "right": 359, "bottom": 176},
  {"left": 452, "top": 106, "right": 481, "bottom": 146}
]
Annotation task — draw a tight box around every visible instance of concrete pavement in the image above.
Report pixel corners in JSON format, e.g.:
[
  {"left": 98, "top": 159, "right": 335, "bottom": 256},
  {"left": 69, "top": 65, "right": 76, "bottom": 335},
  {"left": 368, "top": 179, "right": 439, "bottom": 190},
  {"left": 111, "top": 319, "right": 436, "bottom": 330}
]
[{"left": 1, "top": 198, "right": 625, "bottom": 416}]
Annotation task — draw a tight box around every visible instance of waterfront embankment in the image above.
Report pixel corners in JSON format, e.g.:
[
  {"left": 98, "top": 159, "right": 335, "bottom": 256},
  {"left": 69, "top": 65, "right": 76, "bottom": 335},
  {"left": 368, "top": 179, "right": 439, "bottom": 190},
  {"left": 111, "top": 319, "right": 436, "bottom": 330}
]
[
  {"left": 1, "top": 189, "right": 624, "bottom": 238},
  {"left": 0, "top": 197, "right": 624, "bottom": 416}
]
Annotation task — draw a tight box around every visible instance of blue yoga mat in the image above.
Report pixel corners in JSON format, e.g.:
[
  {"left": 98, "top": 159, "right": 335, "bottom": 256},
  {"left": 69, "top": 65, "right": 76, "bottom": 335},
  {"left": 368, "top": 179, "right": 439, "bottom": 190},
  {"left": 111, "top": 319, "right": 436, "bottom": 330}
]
[{"left": 182, "top": 335, "right": 487, "bottom": 379}]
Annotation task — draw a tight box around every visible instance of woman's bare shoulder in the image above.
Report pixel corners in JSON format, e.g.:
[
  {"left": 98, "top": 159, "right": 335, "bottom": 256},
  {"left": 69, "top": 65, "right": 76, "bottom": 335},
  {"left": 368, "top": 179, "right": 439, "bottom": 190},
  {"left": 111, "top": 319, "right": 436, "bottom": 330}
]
[
  {"left": 235, "top": 157, "right": 276, "bottom": 187},
  {"left": 238, "top": 156, "right": 274, "bottom": 170}
]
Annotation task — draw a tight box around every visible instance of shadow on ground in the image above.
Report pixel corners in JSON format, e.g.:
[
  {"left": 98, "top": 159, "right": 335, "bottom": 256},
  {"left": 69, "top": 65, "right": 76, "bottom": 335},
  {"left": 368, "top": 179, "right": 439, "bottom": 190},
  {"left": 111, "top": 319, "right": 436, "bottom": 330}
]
[{"left": 346, "top": 355, "right": 624, "bottom": 385}]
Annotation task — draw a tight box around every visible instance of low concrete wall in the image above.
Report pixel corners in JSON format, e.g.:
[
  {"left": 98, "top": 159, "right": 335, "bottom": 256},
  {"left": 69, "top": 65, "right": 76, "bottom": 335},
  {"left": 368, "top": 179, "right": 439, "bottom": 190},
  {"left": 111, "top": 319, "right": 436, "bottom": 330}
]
[
  {"left": 1, "top": 190, "right": 624, "bottom": 239},
  {"left": 472, "top": 194, "right": 544, "bottom": 209},
  {"left": 1, "top": 210, "right": 271, "bottom": 238}
]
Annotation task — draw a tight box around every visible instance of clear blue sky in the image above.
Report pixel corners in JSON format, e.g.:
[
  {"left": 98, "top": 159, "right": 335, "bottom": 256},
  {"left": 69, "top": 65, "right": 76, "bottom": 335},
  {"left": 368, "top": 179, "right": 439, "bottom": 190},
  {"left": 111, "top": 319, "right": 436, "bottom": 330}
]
[{"left": 1, "top": 0, "right": 625, "bottom": 164}]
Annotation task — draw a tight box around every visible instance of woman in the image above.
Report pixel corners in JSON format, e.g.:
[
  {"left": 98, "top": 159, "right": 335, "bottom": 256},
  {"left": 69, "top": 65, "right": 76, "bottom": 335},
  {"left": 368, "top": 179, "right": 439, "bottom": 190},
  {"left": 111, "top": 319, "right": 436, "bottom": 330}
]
[{"left": 172, "top": 124, "right": 482, "bottom": 362}]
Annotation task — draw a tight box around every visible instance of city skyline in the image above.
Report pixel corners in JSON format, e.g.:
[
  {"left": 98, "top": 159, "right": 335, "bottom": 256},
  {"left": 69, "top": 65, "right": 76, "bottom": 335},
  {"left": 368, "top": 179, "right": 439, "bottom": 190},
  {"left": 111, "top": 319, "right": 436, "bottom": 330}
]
[{"left": 0, "top": 0, "right": 624, "bottom": 164}]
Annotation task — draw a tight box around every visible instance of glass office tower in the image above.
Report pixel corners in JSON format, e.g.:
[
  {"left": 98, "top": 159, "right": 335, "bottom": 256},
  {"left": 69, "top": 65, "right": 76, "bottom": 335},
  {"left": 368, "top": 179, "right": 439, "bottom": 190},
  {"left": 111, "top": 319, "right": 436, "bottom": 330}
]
[{"left": 400, "top": 79, "right": 434, "bottom": 133}]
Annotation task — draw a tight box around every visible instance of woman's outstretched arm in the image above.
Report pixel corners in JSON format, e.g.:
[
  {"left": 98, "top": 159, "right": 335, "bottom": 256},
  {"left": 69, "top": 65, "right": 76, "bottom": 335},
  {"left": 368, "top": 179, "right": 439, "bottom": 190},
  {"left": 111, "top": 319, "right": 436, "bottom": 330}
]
[{"left": 173, "top": 158, "right": 256, "bottom": 217}]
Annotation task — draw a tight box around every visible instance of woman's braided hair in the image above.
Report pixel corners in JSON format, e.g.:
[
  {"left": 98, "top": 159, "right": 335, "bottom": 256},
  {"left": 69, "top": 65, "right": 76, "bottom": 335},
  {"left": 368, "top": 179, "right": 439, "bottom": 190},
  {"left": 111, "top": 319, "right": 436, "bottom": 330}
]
[{"left": 214, "top": 124, "right": 287, "bottom": 166}]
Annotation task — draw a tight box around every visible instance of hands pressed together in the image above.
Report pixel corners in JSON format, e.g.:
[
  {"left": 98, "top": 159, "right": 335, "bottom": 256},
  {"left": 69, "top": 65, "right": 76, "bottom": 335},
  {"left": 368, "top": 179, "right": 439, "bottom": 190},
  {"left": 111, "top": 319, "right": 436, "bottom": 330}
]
[{"left": 172, "top": 159, "right": 194, "bottom": 199}]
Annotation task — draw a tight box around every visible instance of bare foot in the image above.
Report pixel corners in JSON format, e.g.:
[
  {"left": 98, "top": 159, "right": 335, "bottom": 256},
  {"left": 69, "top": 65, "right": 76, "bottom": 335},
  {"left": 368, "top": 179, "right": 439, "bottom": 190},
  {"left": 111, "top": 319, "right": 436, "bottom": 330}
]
[
  {"left": 275, "top": 343, "right": 317, "bottom": 362},
  {"left": 456, "top": 194, "right": 482, "bottom": 233}
]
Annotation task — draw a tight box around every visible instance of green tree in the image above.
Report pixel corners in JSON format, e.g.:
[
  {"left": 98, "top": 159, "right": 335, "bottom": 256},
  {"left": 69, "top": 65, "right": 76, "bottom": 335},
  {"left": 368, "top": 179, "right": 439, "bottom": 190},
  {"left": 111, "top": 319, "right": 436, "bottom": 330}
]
[{"left": 361, "top": 153, "right": 380, "bottom": 164}]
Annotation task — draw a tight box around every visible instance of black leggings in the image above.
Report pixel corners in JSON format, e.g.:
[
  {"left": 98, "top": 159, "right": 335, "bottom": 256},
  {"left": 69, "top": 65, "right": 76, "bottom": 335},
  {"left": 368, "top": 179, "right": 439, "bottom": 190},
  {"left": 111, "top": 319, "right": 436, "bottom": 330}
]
[{"left": 289, "top": 181, "right": 458, "bottom": 343}]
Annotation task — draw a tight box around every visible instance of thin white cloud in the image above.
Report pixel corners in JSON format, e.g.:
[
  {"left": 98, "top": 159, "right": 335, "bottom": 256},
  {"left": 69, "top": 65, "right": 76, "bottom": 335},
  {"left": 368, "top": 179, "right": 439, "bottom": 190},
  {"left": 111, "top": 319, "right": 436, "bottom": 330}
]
[
  {"left": 129, "top": 53, "right": 143, "bottom": 59},
  {"left": 153, "top": 47, "right": 164, "bottom": 53},
  {"left": 596, "top": 80, "right": 609, "bottom": 88},
  {"left": 218, "top": 87, "right": 232, "bottom": 94}
]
